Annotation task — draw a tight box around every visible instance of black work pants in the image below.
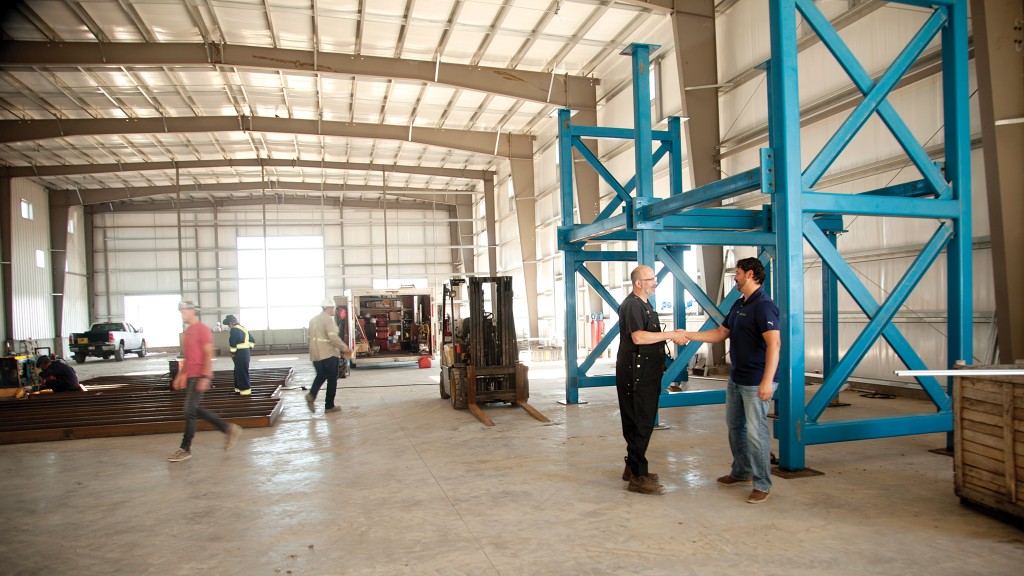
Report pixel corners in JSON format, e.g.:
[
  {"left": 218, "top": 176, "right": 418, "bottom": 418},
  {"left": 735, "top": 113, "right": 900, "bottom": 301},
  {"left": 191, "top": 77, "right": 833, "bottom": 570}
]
[
  {"left": 616, "top": 354, "right": 665, "bottom": 477},
  {"left": 310, "top": 356, "right": 340, "bottom": 409},
  {"left": 180, "top": 377, "right": 229, "bottom": 451},
  {"left": 232, "top": 349, "right": 251, "bottom": 391}
]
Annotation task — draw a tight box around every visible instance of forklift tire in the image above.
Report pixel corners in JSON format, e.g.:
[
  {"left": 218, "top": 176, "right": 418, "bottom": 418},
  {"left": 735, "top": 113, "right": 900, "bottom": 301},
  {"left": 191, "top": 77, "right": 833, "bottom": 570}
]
[
  {"left": 449, "top": 370, "right": 468, "bottom": 410},
  {"left": 338, "top": 358, "right": 351, "bottom": 379},
  {"left": 439, "top": 376, "right": 450, "bottom": 400},
  {"left": 73, "top": 354, "right": 86, "bottom": 364}
]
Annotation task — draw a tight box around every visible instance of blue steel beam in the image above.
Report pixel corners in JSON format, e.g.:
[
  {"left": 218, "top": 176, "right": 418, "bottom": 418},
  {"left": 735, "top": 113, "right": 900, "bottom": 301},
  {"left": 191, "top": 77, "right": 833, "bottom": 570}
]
[
  {"left": 563, "top": 247, "right": 581, "bottom": 403},
  {"left": 859, "top": 178, "right": 933, "bottom": 198},
  {"left": 804, "top": 221, "right": 953, "bottom": 420},
  {"left": 802, "top": 192, "right": 959, "bottom": 219},
  {"left": 561, "top": 249, "right": 645, "bottom": 263},
  {"left": 577, "top": 264, "right": 627, "bottom": 316},
  {"left": 800, "top": 413, "right": 953, "bottom": 445},
  {"left": 655, "top": 230, "right": 776, "bottom": 246},
  {"left": 579, "top": 322, "right": 620, "bottom": 374},
  {"left": 803, "top": 9, "right": 946, "bottom": 187},
  {"left": 943, "top": 0, "right": 973, "bottom": 389},
  {"left": 795, "top": 0, "right": 948, "bottom": 196},
  {"left": 572, "top": 137, "right": 633, "bottom": 204},
  {"left": 570, "top": 125, "right": 675, "bottom": 143},
  {"left": 579, "top": 375, "right": 617, "bottom": 388},
  {"left": 769, "top": 0, "right": 807, "bottom": 471},
  {"left": 662, "top": 209, "right": 765, "bottom": 230},
  {"left": 640, "top": 168, "right": 762, "bottom": 219},
  {"left": 558, "top": 108, "right": 576, "bottom": 227},
  {"left": 563, "top": 213, "right": 630, "bottom": 244},
  {"left": 803, "top": 222, "right": 950, "bottom": 408}
]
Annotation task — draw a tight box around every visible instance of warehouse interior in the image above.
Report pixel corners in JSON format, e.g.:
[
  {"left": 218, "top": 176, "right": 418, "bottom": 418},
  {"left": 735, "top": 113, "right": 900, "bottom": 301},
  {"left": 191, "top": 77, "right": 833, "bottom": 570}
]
[{"left": 1, "top": 0, "right": 1023, "bottom": 574}]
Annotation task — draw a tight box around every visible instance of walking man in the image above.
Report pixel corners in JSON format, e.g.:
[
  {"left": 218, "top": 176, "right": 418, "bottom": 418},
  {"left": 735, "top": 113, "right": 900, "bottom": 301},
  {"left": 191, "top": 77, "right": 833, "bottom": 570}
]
[
  {"left": 223, "top": 314, "right": 255, "bottom": 395},
  {"left": 306, "top": 298, "right": 352, "bottom": 414},
  {"left": 616, "top": 265, "right": 688, "bottom": 495},
  {"left": 683, "top": 257, "right": 780, "bottom": 504},
  {"left": 167, "top": 300, "right": 242, "bottom": 462}
]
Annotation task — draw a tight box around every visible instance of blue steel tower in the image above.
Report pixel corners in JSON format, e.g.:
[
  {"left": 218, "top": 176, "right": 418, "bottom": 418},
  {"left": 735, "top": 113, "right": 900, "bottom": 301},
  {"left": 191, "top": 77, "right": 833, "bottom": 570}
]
[{"left": 558, "top": 0, "right": 971, "bottom": 472}]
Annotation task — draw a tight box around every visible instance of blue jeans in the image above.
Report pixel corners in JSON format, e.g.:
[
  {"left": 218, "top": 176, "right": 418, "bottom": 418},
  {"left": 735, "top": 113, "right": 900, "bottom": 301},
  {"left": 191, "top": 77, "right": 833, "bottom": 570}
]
[{"left": 725, "top": 378, "right": 776, "bottom": 493}]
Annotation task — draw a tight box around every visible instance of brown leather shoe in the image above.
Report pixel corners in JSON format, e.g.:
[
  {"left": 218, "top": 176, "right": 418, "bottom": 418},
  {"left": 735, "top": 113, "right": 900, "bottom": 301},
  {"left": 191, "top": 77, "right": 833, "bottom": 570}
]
[
  {"left": 627, "top": 475, "right": 664, "bottom": 495},
  {"left": 747, "top": 489, "right": 770, "bottom": 504},
  {"left": 716, "top": 474, "right": 752, "bottom": 486},
  {"left": 622, "top": 463, "right": 659, "bottom": 484}
]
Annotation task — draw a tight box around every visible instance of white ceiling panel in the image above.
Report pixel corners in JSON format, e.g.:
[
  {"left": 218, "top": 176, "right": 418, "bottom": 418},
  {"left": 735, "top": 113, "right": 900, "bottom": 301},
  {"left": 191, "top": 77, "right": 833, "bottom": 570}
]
[
  {"left": 0, "top": 0, "right": 666, "bottom": 208},
  {"left": 134, "top": 3, "right": 202, "bottom": 41}
]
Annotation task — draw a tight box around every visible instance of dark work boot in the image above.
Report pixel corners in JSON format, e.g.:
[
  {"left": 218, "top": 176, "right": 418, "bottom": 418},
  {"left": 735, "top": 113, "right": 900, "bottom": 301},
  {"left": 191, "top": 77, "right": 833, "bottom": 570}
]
[{"left": 627, "top": 475, "right": 664, "bottom": 495}]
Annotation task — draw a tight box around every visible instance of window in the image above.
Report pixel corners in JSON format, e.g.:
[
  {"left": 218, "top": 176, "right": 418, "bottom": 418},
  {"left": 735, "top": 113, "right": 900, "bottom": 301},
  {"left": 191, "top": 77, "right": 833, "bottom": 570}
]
[
  {"left": 237, "top": 236, "right": 325, "bottom": 329},
  {"left": 20, "top": 199, "right": 33, "bottom": 220},
  {"left": 35, "top": 249, "right": 45, "bottom": 268}
]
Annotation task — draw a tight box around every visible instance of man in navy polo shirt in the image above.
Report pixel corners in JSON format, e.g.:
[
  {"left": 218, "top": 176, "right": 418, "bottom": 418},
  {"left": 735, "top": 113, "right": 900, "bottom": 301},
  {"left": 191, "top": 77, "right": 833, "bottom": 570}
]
[{"left": 683, "top": 257, "right": 780, "bottom": 504}]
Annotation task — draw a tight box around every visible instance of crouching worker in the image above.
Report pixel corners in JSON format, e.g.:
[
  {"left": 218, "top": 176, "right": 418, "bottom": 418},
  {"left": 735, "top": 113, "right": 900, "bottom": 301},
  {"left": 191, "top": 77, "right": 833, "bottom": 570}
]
[{"left": 36, "top": 356, "right": 85, "bottom": 392}]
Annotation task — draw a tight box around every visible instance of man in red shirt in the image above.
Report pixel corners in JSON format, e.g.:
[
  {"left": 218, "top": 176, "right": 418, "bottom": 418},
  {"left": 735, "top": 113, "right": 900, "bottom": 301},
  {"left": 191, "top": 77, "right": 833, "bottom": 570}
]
[{"left": 167, "top": 300, "right": 243, "bottom": 462}]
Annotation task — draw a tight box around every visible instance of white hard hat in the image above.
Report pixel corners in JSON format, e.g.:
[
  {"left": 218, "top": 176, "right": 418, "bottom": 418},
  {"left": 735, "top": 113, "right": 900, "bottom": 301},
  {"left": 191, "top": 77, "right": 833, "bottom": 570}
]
[{"left": 320, "top": 298, "right": 336, "bottom": 308}]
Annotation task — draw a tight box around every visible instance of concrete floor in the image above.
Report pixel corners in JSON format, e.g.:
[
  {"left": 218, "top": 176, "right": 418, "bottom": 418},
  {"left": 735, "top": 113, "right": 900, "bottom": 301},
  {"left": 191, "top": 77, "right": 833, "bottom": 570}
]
[{"left": 1, "top": 351, "right": 1022, "bottom": 575}]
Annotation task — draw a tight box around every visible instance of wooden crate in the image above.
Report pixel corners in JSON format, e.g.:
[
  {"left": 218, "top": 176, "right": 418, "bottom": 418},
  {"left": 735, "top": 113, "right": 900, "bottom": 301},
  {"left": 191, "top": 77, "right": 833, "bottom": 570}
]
[{"left": 954, "top": 364, "right": 1024, "bottom": 522}]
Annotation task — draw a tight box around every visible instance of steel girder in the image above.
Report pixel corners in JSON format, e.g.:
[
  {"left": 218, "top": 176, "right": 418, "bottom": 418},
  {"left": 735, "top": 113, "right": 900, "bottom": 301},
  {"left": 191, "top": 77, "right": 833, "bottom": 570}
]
[
  {"left": 558, "top": 0, "right": 972, "bottom": 472},
  {"left": 0, "top": 41, "right": 600, "bottom": 111}
]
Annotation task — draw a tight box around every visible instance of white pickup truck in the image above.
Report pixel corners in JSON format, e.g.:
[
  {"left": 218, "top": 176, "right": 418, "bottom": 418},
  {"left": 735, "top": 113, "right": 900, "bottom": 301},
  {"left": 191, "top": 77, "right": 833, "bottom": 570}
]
[{"left": 68, "top": 322, "right": 147, "bottom": 363}]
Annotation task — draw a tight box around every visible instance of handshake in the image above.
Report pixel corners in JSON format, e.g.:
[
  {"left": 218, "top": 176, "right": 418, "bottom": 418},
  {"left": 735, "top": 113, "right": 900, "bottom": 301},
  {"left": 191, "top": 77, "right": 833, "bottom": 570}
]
[{"left": 667, "top": 329, "right": 690, "bottom": 346}]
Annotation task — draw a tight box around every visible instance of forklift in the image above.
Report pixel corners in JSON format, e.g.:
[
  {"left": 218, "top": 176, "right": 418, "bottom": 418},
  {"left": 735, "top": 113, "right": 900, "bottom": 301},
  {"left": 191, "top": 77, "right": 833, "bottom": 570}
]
[{"left": 439, "top": 276, "right": 548, "bottom": 426}]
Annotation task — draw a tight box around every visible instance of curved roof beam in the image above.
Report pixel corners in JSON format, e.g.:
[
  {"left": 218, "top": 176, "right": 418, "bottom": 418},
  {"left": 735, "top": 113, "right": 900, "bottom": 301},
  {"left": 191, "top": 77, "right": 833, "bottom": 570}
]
[
  {"left": 0, "top": 42, "right": 599, "bottom": 111},
  {"left": 0, "top": 115, "right": 534, "bottom": 159},
  {"left": 4, "top": 158, "right": 494, "bottom": 180},
  {"left": 50, "top": 180, "right": 477, "bottom": 206}
]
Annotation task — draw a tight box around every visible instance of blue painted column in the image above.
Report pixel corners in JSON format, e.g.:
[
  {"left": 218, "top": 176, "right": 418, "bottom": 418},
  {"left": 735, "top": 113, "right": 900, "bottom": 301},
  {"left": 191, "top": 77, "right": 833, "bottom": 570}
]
[
  {"left": 822, "top": 230, "right": 839, "bottom": 387},
  {"left": 624, "top": 44, "right": 659, "bottom": 269},
  {"left": 942, "top": 0, "right": 972, "bottom": 449},
  {"left": 768, "top": 0, "right": 807, "bottom": 471},
  {"left": 558, "top": 108, "right": 582, "bottom": 404}
]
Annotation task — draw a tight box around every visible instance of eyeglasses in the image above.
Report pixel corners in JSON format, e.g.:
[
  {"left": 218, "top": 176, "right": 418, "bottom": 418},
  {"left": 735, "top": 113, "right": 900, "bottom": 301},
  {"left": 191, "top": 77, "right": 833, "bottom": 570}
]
[{"left": 638, "top": 278, "right": 656, "bottom": 283}]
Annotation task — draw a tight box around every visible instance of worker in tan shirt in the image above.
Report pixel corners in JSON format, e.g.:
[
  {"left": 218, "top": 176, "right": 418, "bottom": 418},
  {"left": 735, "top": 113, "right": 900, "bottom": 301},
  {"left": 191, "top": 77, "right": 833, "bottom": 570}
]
[{"left": 305, "top": 297, "right": 352, "bottom": 413}]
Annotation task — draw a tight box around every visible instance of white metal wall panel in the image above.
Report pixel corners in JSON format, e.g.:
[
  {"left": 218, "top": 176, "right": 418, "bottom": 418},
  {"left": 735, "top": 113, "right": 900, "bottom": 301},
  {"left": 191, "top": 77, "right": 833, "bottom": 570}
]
[
  {"left": 61, "top": 206, "right": 89, "bottom": 353},
  {"left": 89, "top": 204, "right": 453, "bottom": 324},
  {"left": 10, "top": 179, "right": 54, "bottom": 339}
]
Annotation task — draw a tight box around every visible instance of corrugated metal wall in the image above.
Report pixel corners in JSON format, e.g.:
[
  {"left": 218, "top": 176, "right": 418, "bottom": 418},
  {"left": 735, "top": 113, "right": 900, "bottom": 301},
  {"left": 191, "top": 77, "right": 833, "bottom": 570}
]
[
  {"left": 9, "top": 179, "right": 54, "bottom": 340},
  {"left": 89, "top": 204, "right": 453, "bottom": 325},
  {"left": 61, "top": 205, "right": 90, "bottom": 354}
]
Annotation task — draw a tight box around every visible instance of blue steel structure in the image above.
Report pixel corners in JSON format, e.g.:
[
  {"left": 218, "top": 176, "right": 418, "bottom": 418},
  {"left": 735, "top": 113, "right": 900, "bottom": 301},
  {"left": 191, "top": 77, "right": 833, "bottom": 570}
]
[{"left": 558, "top": 0, "right": 971, "bottom": 470}]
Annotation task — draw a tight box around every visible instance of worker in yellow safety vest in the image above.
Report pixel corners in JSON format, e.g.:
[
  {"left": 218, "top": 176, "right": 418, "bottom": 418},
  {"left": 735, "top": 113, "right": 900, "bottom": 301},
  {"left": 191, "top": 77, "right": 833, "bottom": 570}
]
[{"left": 223, "top": 314, "right": 256, "bottom": 395}]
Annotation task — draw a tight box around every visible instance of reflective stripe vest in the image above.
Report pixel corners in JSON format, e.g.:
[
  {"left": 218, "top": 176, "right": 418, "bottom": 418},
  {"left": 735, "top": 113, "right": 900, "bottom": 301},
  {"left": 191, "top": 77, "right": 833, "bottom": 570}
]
[{"left": 229, "top": 325, "right": 255, "bottom": 353}]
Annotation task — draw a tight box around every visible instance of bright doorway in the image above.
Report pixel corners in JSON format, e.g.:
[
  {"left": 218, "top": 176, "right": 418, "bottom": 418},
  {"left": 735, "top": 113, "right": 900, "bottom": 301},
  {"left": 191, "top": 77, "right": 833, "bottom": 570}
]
[{"left": 124, "top": 294, "right": 182, "bottom": 347}]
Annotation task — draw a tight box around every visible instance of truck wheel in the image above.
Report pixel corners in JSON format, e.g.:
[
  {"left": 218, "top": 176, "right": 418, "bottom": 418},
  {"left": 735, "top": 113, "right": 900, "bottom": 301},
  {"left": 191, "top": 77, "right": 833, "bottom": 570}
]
[
  {"left": 114, "top": 343, "right": 125, "bottom": 361},
  {"left": 73, "top": 354, "right": 86, "bottom": 364},
  {"left": 138, "top": 341, "right": 147, "bottom": 357}
]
